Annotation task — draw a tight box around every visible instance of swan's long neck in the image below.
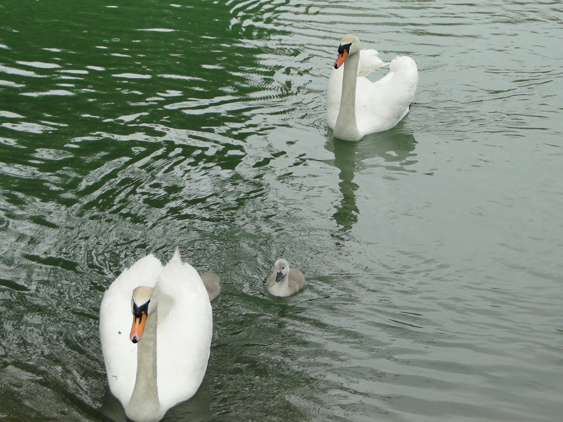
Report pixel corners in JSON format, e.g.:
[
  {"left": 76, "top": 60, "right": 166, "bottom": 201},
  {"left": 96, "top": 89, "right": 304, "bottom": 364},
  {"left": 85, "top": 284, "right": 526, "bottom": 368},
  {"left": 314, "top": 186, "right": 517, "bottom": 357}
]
[
  {"left": 334, "top": 52, "right": 361, "bottom": 141},
  {"left": 126, "top": 308, "right": 162, "bottom": 422}
]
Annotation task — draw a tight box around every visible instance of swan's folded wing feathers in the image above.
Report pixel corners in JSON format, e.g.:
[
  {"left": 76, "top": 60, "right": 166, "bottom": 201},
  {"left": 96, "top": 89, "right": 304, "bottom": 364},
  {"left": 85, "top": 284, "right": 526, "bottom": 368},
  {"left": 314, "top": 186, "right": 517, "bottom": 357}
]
[
  {"left": 156, "top": 256, "right": 213, "bottom": 411},
  {"left": 354, "top": 55, "right": 418, "bottom": 134},
  {"left": 288, "top": 268, "right": 306, "bottom": 291}
]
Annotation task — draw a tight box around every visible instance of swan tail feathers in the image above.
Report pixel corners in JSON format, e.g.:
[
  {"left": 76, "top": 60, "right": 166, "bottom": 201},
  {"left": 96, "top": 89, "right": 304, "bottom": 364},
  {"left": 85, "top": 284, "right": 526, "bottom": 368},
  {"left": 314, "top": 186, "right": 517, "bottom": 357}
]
[
  {"left": 389, "top": 55, "right": 418, "bottom": 74},
  {"left": 172, "top": 247, "right": 182, "bottom": 262}
]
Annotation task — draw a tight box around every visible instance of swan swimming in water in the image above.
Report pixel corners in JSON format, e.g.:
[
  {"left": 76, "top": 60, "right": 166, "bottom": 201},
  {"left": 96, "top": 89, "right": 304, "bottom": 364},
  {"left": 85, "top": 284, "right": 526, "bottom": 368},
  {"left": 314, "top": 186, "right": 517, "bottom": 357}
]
[
  {"left": 267, "top": 258, "right": 305, "bottom": 297},
  {"left": 327, "top": 34, "right": 419, "bottom": 141},
  {"left": 99, "top": 249, "right": 214, "bottom": 422},
  {"left": 201, "top": 272, "right": 221, "bottom": 301}
]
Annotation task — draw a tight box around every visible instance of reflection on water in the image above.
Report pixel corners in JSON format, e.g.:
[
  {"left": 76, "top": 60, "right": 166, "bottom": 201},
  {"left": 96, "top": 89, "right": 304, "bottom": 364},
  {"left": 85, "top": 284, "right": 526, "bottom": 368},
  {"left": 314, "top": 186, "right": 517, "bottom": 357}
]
[
  {"left": 98, "top": 375, "right": 213, "bottom": 422},
  {"left": 325, "top": 129, "right": 417, "bottom": 230}
]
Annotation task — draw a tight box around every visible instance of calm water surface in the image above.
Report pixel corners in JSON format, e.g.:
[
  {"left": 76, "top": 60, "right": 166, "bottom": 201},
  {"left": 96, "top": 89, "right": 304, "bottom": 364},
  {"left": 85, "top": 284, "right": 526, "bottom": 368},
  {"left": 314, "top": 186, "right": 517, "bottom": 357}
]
[{"left": 1, "top": 0, "right": 562, "bottom": 421}]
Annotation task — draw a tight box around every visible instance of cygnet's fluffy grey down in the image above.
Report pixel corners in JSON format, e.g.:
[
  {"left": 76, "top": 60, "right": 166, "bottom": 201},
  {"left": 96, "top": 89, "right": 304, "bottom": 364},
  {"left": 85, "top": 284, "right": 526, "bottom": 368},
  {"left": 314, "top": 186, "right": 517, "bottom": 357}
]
[
  {"left": 267, "top": 258, "right": 305, "bottom": 297},
  {"left": 201, "top": 272, "right": 221, "bottom": 301}
]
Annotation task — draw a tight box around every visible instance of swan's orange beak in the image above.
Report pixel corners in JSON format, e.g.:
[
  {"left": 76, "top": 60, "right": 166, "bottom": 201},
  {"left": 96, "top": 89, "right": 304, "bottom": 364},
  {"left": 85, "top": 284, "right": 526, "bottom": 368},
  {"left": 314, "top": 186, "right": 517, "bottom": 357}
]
[
  {"left": 334, "top": 49, "right": 348, "bottom": 69},
  {"left": 130, "top": 311, "right": 147, "bottom": 343}
]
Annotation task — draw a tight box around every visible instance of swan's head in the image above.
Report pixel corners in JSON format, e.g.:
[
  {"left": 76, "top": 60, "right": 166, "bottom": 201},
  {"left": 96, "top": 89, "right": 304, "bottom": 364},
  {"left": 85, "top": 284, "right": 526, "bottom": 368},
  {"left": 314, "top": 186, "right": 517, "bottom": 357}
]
[
  {"left": 274, "top": 259, "right": 290, "bottom": 282},
  {"left": 130, "top": 286, "right": 155, "bottom": 344},
  {"left": 334, "top": 34, "right": 360, "bottom": 69}
]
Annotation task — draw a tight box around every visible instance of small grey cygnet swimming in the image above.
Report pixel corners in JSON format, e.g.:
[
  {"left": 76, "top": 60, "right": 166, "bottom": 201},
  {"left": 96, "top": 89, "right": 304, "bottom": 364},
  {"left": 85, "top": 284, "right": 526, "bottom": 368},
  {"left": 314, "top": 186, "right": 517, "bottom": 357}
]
[
  {"left": 267, "top": 258, "right": 305, "bottom": 297},
  {"left": 200, "top": 272, "right": 221, "bottom": 301}
]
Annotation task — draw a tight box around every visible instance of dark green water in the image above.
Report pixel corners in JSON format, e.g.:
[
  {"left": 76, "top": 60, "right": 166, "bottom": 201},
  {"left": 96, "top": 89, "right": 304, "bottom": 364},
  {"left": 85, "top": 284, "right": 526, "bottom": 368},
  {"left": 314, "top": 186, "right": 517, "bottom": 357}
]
[{"left": 1, "top": 0, "right": 563, "bottom": 421}]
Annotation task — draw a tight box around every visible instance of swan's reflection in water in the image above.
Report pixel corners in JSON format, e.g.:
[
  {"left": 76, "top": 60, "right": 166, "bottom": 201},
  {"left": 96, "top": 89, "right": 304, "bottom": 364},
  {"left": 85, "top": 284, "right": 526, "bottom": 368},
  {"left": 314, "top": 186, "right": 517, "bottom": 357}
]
[
  {"left": 98, "top": 375, "right": 213, "bottom": 421},
  {"left": 325, "top": 129, "right": 417, "bottom": 231}
]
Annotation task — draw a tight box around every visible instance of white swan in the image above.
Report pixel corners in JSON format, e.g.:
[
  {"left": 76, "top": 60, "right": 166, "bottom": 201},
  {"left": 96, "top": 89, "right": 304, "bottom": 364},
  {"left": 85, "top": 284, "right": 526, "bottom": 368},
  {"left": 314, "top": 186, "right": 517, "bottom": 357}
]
[
  {"left": 327, "top": 34, "right": 419, "bottom": 141},
  {"left": 99, "top": 249, "right": 213, "bottom": 422},
  {"left": 267, "top": 258, "right": 305, "bottom": 297}
]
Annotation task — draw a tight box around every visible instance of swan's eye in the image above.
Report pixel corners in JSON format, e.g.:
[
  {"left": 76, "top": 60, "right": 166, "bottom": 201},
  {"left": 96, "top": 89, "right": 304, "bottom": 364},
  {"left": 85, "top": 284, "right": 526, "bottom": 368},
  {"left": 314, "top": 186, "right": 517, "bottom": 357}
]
[
  {"left": 133, "top": 300, "right": 150, "bottom": 318},
  {"left": 338, "top": 43, "right": 351, "bottom": 55}
]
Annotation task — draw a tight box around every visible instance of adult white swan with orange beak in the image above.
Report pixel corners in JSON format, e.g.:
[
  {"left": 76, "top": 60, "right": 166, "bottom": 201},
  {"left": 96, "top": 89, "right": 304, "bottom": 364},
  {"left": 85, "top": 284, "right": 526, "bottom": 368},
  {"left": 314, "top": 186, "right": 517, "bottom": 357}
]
[
  {"left": 99, "top": 249, "right": 213, "bottom": 422},
  {"left": 327, "top": 34, "right": 418, "bottom": 141}
]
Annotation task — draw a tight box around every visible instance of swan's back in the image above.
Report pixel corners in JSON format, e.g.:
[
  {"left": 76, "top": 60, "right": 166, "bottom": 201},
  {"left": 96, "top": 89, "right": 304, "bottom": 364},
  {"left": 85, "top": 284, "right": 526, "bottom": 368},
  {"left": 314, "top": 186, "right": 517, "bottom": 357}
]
[
  {"left": 99, "top": 255, "right": 163, "bottom": 406},
  {"left": 356, "top": 56, "right": 418, "bottom": 134},
  {"left": 155, "top": 253, "right": 213, "bottom": 411},
  {"left": 288, "top": 268, "right": 306, "bottom": 292}
]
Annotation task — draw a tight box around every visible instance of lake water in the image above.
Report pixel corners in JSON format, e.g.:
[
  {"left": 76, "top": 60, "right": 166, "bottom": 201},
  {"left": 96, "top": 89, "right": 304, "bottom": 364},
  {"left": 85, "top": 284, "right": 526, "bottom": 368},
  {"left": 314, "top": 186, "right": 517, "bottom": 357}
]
[{"left": 1, "top": 0, "right": 562, "bottom": 421}]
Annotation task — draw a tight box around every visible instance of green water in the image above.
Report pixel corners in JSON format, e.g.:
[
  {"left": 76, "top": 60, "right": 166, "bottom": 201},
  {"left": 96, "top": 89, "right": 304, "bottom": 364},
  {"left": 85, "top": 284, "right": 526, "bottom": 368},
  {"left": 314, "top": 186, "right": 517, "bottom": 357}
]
[{"left": 1, "top": 0, "right": 563, "bottom": 421}]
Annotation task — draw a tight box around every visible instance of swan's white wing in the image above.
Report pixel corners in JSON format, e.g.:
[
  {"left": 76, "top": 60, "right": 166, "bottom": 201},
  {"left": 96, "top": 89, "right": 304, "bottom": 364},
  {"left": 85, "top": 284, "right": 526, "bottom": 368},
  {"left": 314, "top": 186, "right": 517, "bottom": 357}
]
[
  {"left": 99, "top": 255, "right": 163, "bottom": 407},
  {"left": 357, "top": 49, "right": 386, "bottom": 77},
  {"left": 155, "top": 255, "right": 213, "bottom": 412},
  {"left": 355, "top": 55, "right": 418, "bottom": 135}
]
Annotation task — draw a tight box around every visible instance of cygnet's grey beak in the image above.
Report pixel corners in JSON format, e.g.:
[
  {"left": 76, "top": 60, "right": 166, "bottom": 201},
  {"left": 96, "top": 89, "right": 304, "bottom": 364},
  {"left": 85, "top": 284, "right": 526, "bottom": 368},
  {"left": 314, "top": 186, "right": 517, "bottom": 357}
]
[{"left": 275, "top": 271, "right": 284, "bottom": 282}]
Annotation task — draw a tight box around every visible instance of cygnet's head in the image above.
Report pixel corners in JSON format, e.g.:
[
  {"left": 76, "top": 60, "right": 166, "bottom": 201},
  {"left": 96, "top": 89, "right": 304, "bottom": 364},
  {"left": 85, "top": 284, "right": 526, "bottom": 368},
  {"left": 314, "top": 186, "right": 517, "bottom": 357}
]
[
  {"left": 274, "top": 259, "right": 290, "bottom": 282},
  {"left": 334, "top": 34, "right": 360, "bottom": 69},
  {"left": 130, "top": 286, "right": 155, "bottom": 344}
]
